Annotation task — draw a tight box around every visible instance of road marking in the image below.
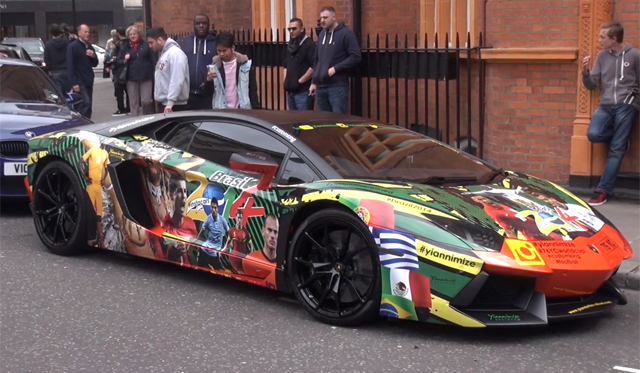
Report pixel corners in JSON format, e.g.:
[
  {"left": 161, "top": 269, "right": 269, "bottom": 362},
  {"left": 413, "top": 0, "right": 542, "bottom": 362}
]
[{"left": 613, "top": 367, "right": 640, "bottom": 373}]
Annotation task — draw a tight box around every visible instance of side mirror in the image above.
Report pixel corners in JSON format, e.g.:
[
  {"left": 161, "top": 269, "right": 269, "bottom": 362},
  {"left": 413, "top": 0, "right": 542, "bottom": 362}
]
[{"left": 229, "top": 151, "right": 279, "bottom": 190}]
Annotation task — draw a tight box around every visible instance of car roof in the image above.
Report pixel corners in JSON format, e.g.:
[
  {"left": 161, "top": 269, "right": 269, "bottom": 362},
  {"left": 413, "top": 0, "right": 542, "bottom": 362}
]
[
  {"left": 3, "top": 37, "right": 41, "bottom": 41},
  {"left": 0, "top": 57, "right": 36, "bottom": 67},
  {"left": 173, "top": 109, "right": 392, "bottom": 132}
]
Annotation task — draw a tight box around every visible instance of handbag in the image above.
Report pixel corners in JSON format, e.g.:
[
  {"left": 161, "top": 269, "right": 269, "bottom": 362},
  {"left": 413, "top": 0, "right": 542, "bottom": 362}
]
[{"left": 116, "top": 62, "right": 128, "bottom": 85}]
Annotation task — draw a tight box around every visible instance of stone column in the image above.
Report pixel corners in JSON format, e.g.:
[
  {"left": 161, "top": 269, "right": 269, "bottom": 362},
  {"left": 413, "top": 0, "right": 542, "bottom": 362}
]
[{"left": 569, "top": 0, "right": 613, "bottom": 188}]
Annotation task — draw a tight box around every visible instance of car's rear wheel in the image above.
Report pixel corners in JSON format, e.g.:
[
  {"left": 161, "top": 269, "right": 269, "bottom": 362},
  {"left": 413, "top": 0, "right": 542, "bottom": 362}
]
[
  {"left": 287, "top": 208, "right": 381, "bottom": 327},
  {"left": 33, "top": 160, "right": 87, "bottom": 256}
]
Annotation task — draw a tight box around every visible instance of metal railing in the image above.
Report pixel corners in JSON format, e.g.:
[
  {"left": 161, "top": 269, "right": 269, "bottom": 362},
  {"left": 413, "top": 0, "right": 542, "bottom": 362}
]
[{"left": 169, "top": 29, "right": 487, "bottom": 158}]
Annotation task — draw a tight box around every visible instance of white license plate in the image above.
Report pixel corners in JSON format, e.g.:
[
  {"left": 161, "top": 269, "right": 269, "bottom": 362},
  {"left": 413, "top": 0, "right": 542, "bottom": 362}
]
[{"left": 3, "top": 162, "right": 27, "bottom": 176}]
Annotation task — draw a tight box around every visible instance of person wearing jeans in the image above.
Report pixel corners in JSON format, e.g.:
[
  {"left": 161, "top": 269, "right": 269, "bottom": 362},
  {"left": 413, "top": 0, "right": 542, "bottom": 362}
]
[
  {"left": 66, "top": 24, "right": 99, "bottom": 119},
  {"left": 283, "top": 18, "right": 315, "bottom": 110},
  {"left": 44, "top": 23, "right": 70, "bottom": 94},
  {"left": 582, "top": 21, "right": 640, "bottom": 206},
  {"left": 309, "top": 6, "right": 361, "bottom": 113}
]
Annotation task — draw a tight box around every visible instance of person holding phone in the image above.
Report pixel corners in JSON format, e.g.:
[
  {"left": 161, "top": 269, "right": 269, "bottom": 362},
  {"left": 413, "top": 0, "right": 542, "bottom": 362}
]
[
  {"left": 582, "top": 21, "right": 640, "bottom": 206},
  {"left": 206, "top": 32, "right": 260, "bottom": 110}
]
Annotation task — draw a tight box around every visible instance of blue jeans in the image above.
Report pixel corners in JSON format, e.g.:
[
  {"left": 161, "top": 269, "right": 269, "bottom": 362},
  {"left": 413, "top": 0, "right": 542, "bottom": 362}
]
[
  {"left": 75, "top": 85, "right": 94, "bottom": 119},
  {"left": 51, "top": 72, "right": 70, "bottom": 95},
  {"left": 316, "top": 85, "right": 349, "bottom": 113},
  {"left": 587, "top": 104, "right": 639, "bottom": 195},
  {"left": 287, "top": 91, "right": 314, "bottom": 110}
]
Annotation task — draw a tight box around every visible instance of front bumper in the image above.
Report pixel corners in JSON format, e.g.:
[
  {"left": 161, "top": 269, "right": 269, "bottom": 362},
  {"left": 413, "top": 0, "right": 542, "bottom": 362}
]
[
  {"left": 447, "top": 272, "right": 626, "bottom": 327},
  {"left": 0, "top": 158, "right": 29, "bottom": 198}
]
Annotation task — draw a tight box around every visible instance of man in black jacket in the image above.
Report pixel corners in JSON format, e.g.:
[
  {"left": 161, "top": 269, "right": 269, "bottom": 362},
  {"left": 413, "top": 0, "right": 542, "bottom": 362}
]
[
  {"left": 309, "top": 6, "right": 361, "bottom": 113},
  {"left": 44, "top": 23, "right": 70, "bottom": 94},
  {"left": 66, "top": 24, "right": 99, "bottom": 119},
  {"left": 282, "top": 18, "right": 315, "bottom": 110}
]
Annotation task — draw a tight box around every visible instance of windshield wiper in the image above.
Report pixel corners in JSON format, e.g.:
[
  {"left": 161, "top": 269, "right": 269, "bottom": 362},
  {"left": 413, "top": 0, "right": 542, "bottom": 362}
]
[{"left": 415, "top": 176, "right": 478, "bottom": 185}]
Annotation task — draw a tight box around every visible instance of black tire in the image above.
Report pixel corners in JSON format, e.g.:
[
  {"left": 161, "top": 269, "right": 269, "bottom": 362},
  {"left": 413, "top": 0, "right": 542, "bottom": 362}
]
[
  {"left": 32, "top": 160, "right": 88, "bottom": 256},
  {"left": 287, "top": 208, "right": 382, "bottom": 327}
]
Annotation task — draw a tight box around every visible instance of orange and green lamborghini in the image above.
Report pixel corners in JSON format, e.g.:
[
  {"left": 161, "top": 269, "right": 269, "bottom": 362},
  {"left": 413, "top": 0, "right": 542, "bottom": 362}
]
[{"left": 24, "top": 110, "right": 633, "bottom": 328}]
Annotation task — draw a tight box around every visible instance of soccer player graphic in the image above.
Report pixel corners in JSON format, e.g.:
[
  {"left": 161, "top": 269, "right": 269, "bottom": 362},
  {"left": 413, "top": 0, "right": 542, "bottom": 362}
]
[
  {"left": 149, "top": 174, "right": 198, "bottom": 265},
  {"left": 196, "top": 198, "right": 230, "bottom": 271},
  {"left": 78, "top": 136, "right": 109, "bottom": 246},
  {"left": 222, "top": 209, "right": 253, "bottom": 274},
  {"left": 242, "top": 214, "right": 279, "bottom": 289}
]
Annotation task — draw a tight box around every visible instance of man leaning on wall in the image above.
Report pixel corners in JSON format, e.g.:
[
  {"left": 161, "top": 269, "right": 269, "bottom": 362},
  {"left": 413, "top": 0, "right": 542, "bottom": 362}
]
[{"left": 582, "top": 21, "right": 639, "bottom": 206}]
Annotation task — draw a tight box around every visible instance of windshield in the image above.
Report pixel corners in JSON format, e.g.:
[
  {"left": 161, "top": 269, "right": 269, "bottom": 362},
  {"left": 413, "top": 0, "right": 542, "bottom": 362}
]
[
  {"left": 5, "top": 39, "right": 44, "bottom": 54},
  {"left": 0, "top": 64, "right": 65, "bottom": 105},
  {"left": 291, "top": 123, "right": 496, "bottom": 182}
]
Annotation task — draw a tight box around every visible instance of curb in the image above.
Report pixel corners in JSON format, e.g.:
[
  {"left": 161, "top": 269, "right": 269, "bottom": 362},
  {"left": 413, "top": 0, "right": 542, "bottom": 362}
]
[{"left": 613, "top": 265, "right": 640, "bottom": 291}]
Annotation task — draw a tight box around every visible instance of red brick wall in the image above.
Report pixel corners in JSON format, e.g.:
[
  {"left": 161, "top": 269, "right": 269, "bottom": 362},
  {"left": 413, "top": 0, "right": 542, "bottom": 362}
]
[
  {"left": 615, "top": 0, "right": 640, "bottom": 174},
  {"left": 361, "top": 0, "right": 419, "bottom": 37},
  {"left": 482, "top": 0, "right": 580, "bottom": 183},
  {"left": 150, "top": 0, "right": 251, "bottom": 34},
  {"left": 302, "top": 1, "right": 354, "bottom": 30},
  {"left": 483, "top": 63, "right": 577, "bottom": 182}
]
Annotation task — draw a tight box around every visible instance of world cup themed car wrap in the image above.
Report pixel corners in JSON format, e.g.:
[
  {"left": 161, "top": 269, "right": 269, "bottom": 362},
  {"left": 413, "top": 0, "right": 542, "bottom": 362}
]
[{"left": 25, "top": 123, "right": 633, "bottom": 328}]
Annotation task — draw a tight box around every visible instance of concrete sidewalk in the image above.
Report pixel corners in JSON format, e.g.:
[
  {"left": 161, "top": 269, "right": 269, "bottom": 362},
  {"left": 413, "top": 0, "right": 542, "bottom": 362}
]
[{"left": 89, "top": 78, "right": 640, "bottom": 290}]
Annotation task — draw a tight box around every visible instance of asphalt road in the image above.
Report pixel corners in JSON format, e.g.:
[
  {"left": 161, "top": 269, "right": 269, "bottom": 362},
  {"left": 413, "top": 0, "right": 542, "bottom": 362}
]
[{"left": 1, "top": 78, "right": 639, "bottom": 373}]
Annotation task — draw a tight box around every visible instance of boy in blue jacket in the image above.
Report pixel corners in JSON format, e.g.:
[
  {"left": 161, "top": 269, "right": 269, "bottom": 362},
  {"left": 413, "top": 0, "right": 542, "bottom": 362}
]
[{"left": 180, "top": 14, "right": 217, "bottom": 110}]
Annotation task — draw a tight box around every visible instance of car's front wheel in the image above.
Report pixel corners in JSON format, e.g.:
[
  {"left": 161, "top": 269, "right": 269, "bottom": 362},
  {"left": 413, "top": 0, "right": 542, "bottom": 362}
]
[
  {"left": 287, "top": 208, "right": 382, "bottom": 327},
  {"left": 32, "top": 160, "right": 88, "bottom": 256}
]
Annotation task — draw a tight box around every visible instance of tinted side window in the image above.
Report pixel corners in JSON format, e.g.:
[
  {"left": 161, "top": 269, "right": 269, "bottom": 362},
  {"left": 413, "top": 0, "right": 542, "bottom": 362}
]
[
  {"left": 161, "top": 122, "right": 200, "bottom": 151},
  {"left": 280, "top": 153, "right": 317, "bottom": 184},
  {"left": 0, "top": 65, "right": 63, "bottom": 105},
  {"left": 188, "top": 122, "right": 289, "bottom": 168}
]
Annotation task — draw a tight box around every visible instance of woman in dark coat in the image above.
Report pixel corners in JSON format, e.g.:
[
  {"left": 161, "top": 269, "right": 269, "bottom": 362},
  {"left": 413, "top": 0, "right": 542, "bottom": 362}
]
[{"left": 115, "top": 25, "right": 156, "bottom": 116}]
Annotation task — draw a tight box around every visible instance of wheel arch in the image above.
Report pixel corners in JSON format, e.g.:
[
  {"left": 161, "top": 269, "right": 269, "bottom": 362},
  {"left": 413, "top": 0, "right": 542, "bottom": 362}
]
[
  {"left": 277, "top": 199, "right": 370, "bottom": 294},
  {"left": 32, "top": 155, "right": 98, "bottom": 243}
]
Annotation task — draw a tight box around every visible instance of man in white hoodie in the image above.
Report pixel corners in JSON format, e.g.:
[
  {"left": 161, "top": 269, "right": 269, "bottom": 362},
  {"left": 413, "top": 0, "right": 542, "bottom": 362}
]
[{"left": 147, "top": 27, "right": 190, "bottom": 113}]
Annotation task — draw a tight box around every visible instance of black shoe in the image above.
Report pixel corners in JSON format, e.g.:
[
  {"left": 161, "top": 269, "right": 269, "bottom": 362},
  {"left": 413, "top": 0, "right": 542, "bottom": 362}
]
[{"left": 112, "top": 110, "right": 127, "bottom": 116}]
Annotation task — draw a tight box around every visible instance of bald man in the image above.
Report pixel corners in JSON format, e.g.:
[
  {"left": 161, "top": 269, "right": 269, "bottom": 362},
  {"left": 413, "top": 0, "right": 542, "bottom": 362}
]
[{"left": 66, "top": 24, "right": 99, "bottom": 118}]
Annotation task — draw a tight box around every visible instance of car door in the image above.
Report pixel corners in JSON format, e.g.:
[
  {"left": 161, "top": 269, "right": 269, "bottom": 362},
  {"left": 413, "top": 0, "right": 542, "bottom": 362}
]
[{"left": 156, "top": 120, "right": 293, "bottom": 288}]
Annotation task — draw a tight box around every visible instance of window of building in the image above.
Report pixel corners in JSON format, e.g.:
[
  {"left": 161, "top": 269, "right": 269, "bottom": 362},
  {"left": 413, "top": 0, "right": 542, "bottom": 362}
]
[
  {"left": 252, "top": 0, "right": 299, "bottom": 41},
  {"left": 420, "top": 0, "right": 477, "bottom": 47}
]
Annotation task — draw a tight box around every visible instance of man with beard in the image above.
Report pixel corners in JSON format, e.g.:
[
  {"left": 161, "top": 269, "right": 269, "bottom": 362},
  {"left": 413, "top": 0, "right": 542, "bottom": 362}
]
[
  {"left": 149, "top": 174, "right": 197, "bottom": 265},
  {"left": 180, "top": 14, "right": 218, "bottom": 110},
  {"left": 309, "top": 6, "right": 361, "bottom": 113},
  {"left": 282, "top": 18, "right": 315, "bottom": 110}
]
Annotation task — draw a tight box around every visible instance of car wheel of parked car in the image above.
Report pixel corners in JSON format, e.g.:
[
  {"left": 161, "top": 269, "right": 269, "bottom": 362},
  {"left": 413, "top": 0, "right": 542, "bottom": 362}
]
[
  {"left": 287, "top": 208, "right": 382, "bottom": 327},
  {"left": 32, "top": 160, "right": 88, "bottom": 256}
]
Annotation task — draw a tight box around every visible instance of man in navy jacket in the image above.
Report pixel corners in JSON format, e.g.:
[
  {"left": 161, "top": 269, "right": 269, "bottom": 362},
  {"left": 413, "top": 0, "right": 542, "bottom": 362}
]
[
  {"left": 309, "top": 6, "right": 361, "bottom": 113},
  {"left": 180, "top": 14, "right": 217, "bottom": 110},
  {"left": 66, "top": 24, "right": 99, "bottom": 118}
]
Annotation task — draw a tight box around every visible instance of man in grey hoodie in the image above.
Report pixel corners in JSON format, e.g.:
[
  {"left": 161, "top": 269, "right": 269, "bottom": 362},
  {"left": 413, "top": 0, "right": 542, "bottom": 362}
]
[
  {"left": 582, "top": 21, "right": 639, "bottom": 206},
  {"left": 147, "top": 27, "right": 190, "bottom": 113}
]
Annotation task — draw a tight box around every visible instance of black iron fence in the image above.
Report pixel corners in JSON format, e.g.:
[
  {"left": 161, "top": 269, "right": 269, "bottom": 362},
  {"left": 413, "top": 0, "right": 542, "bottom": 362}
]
[{"left": 169, "top": 29, "right": 487, "bottom": 158}]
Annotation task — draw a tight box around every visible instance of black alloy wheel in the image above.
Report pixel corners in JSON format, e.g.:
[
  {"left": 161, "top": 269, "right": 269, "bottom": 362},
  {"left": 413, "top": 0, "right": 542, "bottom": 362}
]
[
  {"left": 288, "top": 208, "right": 381, "bottom": 327},
  {"left": 32, "top": 160, "right": 87, "bottom": 256}
]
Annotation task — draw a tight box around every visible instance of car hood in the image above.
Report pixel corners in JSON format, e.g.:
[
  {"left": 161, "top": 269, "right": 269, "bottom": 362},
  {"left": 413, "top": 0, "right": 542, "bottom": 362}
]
[
  {"left": 0, "top": 102, "right": 91, "bottom": 140},
  {"left": 300, "top": 173, "right": 632, "bottom": 296},
  {"left": 307, "top": 172, "right": 615, "bottom": 247}
]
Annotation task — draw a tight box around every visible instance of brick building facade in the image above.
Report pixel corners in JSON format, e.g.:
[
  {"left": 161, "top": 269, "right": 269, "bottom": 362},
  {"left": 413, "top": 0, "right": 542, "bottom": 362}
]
[{"left": 147, "top": 0, "right": 639, "bottom": 193}]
